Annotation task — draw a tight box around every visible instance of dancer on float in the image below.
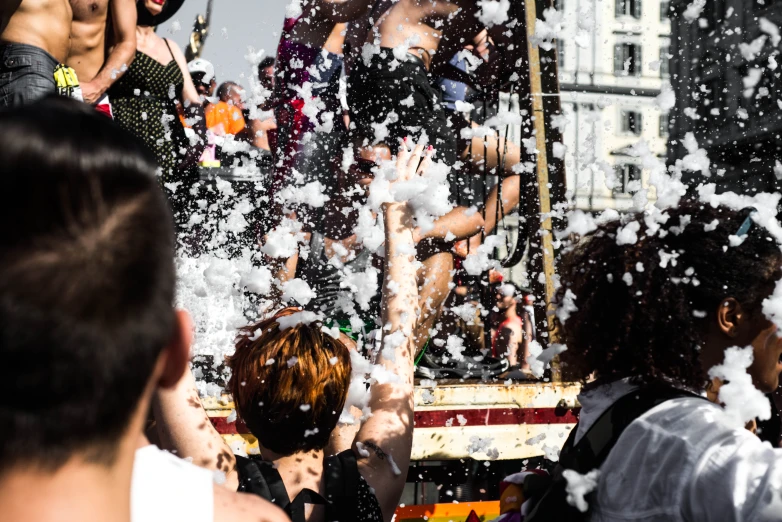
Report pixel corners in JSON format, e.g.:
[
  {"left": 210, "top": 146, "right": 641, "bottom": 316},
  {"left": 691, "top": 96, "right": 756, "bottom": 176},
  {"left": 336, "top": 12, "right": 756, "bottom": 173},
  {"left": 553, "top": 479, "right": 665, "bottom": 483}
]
[
  {"left": 268, "top": 0, "right": 373, "bottom": 226},
  {"left": 0, "top": 0, "right": 72, "bottom": 106},
  {"left": 67, "top": 0, "right": 136, "bottom": 114},
  {"left": 108, "top": 0, "right": 203, "bottom": 231},
  {"left": 275, "top": 132, "right": 482, "bottom": 355}
]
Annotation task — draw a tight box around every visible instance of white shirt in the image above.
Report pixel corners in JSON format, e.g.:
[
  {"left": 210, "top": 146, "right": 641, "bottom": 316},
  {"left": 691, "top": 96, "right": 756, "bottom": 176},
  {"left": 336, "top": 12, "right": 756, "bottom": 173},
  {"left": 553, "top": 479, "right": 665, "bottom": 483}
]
[
  {"left": 131, "top": 445, "right": 214, "bottom": 522},
  {"left": 577, "top": 386, "right": 782, "bottom": 521}
]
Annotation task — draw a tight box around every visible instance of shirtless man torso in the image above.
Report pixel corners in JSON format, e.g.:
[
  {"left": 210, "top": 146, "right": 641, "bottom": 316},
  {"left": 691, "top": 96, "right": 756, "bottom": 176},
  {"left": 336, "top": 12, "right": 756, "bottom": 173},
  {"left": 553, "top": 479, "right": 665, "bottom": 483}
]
[
  {"left": 68, "top": 0, "right": 136, "bottom": 104},
  {"left": 0, "top": 0, "right": 72, "bottom": 106}
]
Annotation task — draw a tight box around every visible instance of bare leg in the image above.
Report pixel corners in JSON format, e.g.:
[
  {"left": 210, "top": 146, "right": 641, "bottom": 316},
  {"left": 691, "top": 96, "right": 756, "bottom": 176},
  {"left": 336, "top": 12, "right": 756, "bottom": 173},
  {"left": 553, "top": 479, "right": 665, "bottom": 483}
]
[
  {"left": 413, "top": 250, "right": 454, "bottom": 355},
  {"left": 468, "top": 175, "right": 521, "bottom": 252},
  {"left": 461, "top": 122, "right": 523, "bottom": 176},
  {"left": 454, "top": 176, "right": 521, "bottom": 257}
]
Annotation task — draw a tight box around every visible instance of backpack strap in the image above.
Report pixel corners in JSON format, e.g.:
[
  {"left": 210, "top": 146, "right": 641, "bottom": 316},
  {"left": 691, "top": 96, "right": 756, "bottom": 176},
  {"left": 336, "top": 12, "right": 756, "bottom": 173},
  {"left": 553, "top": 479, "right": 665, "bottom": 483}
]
[
  {"left": 322, "top": 450, "right": 360, "bottom": 522},
  {"left": 525, "top": 384, "right": 704, "bottom": 522},
  {"left": 237, "top": 454, "right": 328, "bottom": 522},
  {"left": 561, "top": 384, "right": 702, "bottom": 472},
  {"left": 235, "top": 455, "right": 292, "bottom": 509}
]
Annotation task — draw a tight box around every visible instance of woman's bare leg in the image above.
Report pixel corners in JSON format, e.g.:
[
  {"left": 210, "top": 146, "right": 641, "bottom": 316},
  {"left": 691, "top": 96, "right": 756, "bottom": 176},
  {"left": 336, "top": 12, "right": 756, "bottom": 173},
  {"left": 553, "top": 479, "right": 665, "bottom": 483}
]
[
  {"left": 413, "top": 251, "right": 454, "bottom": 355},
  {"left": 462, "top": 122, "right": 523, "bottom": 177}
]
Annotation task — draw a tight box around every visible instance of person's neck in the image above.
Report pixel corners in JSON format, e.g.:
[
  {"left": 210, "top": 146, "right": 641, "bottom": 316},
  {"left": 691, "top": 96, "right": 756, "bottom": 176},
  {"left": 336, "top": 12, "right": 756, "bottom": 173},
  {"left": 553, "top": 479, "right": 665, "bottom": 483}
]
[
  {"left": 261, "top": 447, "right": 325, "bottom": 498},
  {"left": 503, "top": 306, "right": 519, "bottom": 320},
  {"left": 0, "top": 447, "right": 135, "bottom": 522},
  {"left": 136, "top": 25, "right": 156, "bottom": 43}
]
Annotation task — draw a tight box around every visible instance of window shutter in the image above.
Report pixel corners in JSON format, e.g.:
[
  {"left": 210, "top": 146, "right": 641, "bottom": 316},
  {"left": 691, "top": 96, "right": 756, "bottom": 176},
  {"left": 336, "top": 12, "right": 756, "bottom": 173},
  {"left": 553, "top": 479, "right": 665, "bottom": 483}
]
[
  {"left": 633, "top": 0, "right": 642, "bottom": 19},
  {"left": 615, "top": 0, "right": 624, "bottom": 17},
  {"left": 633, "top": 45, "right": 642, "bottom": 75},
  {"left": 636, "top": 112, "right": 643, "bottom": 135},
  {"left": 614, "top": 45, "right": 623, "bottom": 74}
]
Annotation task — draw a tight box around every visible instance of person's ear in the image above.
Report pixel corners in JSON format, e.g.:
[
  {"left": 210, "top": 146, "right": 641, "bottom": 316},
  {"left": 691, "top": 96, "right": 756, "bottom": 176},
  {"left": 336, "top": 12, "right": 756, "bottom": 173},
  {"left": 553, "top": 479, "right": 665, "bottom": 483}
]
[
  {"left": 716, "top": 297, "right": 744, "bottom": 338},
  {"left": 158, "top": 310, "right": 193, "bottom": 389}
]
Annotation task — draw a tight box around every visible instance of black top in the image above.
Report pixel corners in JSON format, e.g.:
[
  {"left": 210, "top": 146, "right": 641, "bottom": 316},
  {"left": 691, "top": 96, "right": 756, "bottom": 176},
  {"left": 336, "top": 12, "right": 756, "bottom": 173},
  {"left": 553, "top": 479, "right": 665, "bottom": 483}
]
[
  {"left": 235, "top": 449, "right": 384, "bottom": 522},
  {"left": 295, "top": 231, "right": 381, "bottom": 326}
]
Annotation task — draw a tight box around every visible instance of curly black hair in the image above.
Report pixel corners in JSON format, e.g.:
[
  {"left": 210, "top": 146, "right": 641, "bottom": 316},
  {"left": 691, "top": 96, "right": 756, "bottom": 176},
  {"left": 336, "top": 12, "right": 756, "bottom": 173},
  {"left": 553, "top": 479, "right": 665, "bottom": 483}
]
[{"left": 556, "top": 200, "right": 782, "bottom": 389}]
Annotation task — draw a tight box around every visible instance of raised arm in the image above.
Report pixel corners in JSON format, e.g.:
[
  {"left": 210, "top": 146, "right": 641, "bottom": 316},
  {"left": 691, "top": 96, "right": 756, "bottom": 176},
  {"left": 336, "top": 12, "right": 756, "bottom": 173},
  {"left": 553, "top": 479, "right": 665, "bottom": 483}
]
[
  {"left": 353, "top": 142, "right": 431, "bottom": 521},
  {"left": 81, "top": 0, "right": 136, "bottom": 103},
  {"left": 152, "top": 364, "right": 240, "bottom": 490}
]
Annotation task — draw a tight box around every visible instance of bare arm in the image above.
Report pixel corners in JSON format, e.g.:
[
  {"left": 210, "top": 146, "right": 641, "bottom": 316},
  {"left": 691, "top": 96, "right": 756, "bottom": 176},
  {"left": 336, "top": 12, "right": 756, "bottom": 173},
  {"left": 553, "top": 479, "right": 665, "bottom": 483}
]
[
  {"left": 166, "top": 38, "right": 201, "bottom": 106},
  {"left": 318, "top": 0, "right": 372, "bottom": 23},
  {"left": 152, "top": 367, "right": 241, "bottom": 490},
  {"left": 414, "top": 205, "right": 484, "bottom": 243},
  {"left": 354, "top": 143, "right": 430, "bottom": 521},
  {"left": 273, "top": 231, "right": 309, "bottom": 284},
  {"left": 81, "top": 0, "right": 136, "bottom": 103}
]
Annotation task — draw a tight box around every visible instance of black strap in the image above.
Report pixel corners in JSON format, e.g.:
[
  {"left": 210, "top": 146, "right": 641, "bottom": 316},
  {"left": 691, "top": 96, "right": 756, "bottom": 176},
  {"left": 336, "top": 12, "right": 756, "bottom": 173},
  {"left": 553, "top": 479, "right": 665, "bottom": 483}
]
[
  {"left": 525, "top": 384, "right": 705, "bottom": 522},
  {"left": 561, "top": 384, "right": 702, "bottom": 472},
  {"left": 163, "top": 38, "right": 175, "bottom": 61},
  {"left": 235, "top": 451, "right": 360, "bottom": 522},
  {"left": 235, "top": 455, "right": 292, "bottom": 509},
  {"left": 323, "top": 450, "right": 359, "bottom": 522}
]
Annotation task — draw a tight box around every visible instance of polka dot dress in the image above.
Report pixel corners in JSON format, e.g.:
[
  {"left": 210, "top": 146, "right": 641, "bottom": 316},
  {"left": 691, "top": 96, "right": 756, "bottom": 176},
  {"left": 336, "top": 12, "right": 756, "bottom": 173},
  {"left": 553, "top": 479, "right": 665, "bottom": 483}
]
[{"left": 109, "top": 45, "right": 188, "bottom": 184}]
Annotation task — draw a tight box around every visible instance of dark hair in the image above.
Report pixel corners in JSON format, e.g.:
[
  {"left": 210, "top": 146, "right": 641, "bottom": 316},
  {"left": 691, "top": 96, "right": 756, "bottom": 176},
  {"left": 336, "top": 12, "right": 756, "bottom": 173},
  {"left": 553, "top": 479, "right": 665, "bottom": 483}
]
[
  {"left": 217, "top": 81, "right": 240, "bottom": 102},
  {"left": 258, "top": 57, "right": 275, "bottom": 70},
  {"left": 556, "top": 200, "right": 782, "bottom": 389},
  {"left": 227, "top": 308, "right": 351, "bottom": 456},
  {"left": 0, "top": 97, "right": 177, "bottom": 472}
]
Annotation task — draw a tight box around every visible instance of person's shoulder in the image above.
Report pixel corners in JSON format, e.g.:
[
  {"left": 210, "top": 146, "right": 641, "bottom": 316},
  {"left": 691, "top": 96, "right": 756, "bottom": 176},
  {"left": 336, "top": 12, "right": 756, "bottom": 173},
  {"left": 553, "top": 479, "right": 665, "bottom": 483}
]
[{"left": 213, "top": 484, "right": 290, "bottom": 522}]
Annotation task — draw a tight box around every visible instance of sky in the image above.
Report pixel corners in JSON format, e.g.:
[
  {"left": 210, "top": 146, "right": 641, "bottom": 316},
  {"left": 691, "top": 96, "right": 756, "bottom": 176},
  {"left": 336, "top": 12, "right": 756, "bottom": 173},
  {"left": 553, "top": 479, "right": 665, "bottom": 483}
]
[{"left": 158, "top": 0, "right": 288, "bottom": 89}]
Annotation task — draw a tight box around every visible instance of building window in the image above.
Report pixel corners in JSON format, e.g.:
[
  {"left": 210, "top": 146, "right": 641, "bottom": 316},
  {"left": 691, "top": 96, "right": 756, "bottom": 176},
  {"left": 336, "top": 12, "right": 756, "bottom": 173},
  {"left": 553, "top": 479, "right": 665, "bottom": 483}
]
[
  {"left": 660, "top": 45, "right": 670, "bottom": 77},
  {"left": 660, "top": 0, "right": 670, "bottom": 20},
  {"left": 613, "top": 164, "right": 642, "bottom": 195},
  {"left": 620, "top": 110, "right": 643, "bottom": 135},
  {"left": 557, "top": 40, "right": 565, "bottom": 69},
  {"left": 659, "top": 112, "right": 669, "bottom": 136},
  {"left": 614, "top": 43, "right": 642, "bottom": 76},
  {"left": 615, "top": 0, "right": 642, "bottom": 18},
  {"left": 555, "top": 0, "right": 565, "bottom": 10}
]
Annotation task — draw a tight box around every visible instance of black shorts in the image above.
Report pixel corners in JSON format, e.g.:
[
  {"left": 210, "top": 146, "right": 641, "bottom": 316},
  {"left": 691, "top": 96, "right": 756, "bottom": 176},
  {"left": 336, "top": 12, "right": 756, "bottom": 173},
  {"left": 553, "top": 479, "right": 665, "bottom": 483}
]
[
  {"left": 347, "top": 48, "right": 458, "bottom": 166},
  {"left": 0, "top": 43, "right": 57, "bottom": 108}
]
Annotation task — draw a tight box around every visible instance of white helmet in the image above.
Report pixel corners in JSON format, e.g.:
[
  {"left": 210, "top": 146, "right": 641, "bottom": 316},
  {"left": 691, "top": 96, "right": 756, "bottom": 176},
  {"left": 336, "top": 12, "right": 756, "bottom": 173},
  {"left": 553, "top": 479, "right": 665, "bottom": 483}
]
[{"left": 187, "top": 58, "right": 215, "bottom": 83}]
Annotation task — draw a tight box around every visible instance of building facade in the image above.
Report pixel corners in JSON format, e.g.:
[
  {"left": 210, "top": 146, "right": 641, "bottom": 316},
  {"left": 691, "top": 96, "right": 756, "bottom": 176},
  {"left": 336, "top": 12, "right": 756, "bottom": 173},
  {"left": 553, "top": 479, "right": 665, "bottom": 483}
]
[
  {"left": 556, "top": 0, "right": 672, "bottom": 210},
  {"left": 668, "top": 0, "right": 782, "bottom": 194}
]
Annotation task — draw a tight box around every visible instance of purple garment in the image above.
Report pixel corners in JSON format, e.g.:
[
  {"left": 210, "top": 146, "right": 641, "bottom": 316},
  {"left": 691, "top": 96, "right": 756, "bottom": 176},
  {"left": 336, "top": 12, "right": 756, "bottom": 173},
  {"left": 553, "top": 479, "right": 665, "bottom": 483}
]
[{"left": 274, "top": 18, "right": 344, "bottom": 114}]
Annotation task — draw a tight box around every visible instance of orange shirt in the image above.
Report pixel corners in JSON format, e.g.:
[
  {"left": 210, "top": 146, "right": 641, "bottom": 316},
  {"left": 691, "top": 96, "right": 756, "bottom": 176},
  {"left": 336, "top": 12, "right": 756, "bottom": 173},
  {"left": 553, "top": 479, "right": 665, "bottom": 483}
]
[{"left": 205, "top": 101, "right": 246, "bottom": 135}]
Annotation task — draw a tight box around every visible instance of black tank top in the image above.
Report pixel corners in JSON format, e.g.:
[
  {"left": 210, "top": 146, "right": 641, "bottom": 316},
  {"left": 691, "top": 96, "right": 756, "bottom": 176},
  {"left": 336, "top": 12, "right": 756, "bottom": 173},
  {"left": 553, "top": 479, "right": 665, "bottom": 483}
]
[{"left": 295, "top": 231, "right": 381, "bottom": 324}]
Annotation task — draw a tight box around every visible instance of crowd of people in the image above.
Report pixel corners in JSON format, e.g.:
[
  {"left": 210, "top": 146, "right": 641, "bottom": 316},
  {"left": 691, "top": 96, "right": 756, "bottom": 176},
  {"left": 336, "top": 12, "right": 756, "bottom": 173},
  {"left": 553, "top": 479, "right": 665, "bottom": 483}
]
[
  {"left": 0, "top": 0, "right": 536, "bottom": 373},
  {"left": 4, "top": 0, "right": 782, "bottom": 521}
]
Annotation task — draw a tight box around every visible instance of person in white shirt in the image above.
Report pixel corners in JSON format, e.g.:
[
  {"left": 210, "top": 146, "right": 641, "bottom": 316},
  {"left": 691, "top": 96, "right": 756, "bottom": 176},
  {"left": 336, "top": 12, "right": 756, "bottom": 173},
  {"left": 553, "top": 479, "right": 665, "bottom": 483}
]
[
  {"left": 554, "top": 201, "right": 782, "bottom": 521},
  {"left": 0, "top": 98, "right": 287, "bottom": 522}
]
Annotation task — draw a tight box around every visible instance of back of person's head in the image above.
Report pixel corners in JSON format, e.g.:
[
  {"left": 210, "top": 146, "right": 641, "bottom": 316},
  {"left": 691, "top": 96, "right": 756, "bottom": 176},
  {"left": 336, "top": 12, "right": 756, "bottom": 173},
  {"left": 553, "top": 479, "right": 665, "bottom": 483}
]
[
  {"left": 557, "top": 200, "right": 782, "bottom": 388},
  {"left": 217, "top": 81, "right": 241, "bottom": 103},
  {"left": 227, "top": 307, "right": 351, "bottom": 456},
  {"left": 0, "top": 97, "right": 178, "bottom": 473}
]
